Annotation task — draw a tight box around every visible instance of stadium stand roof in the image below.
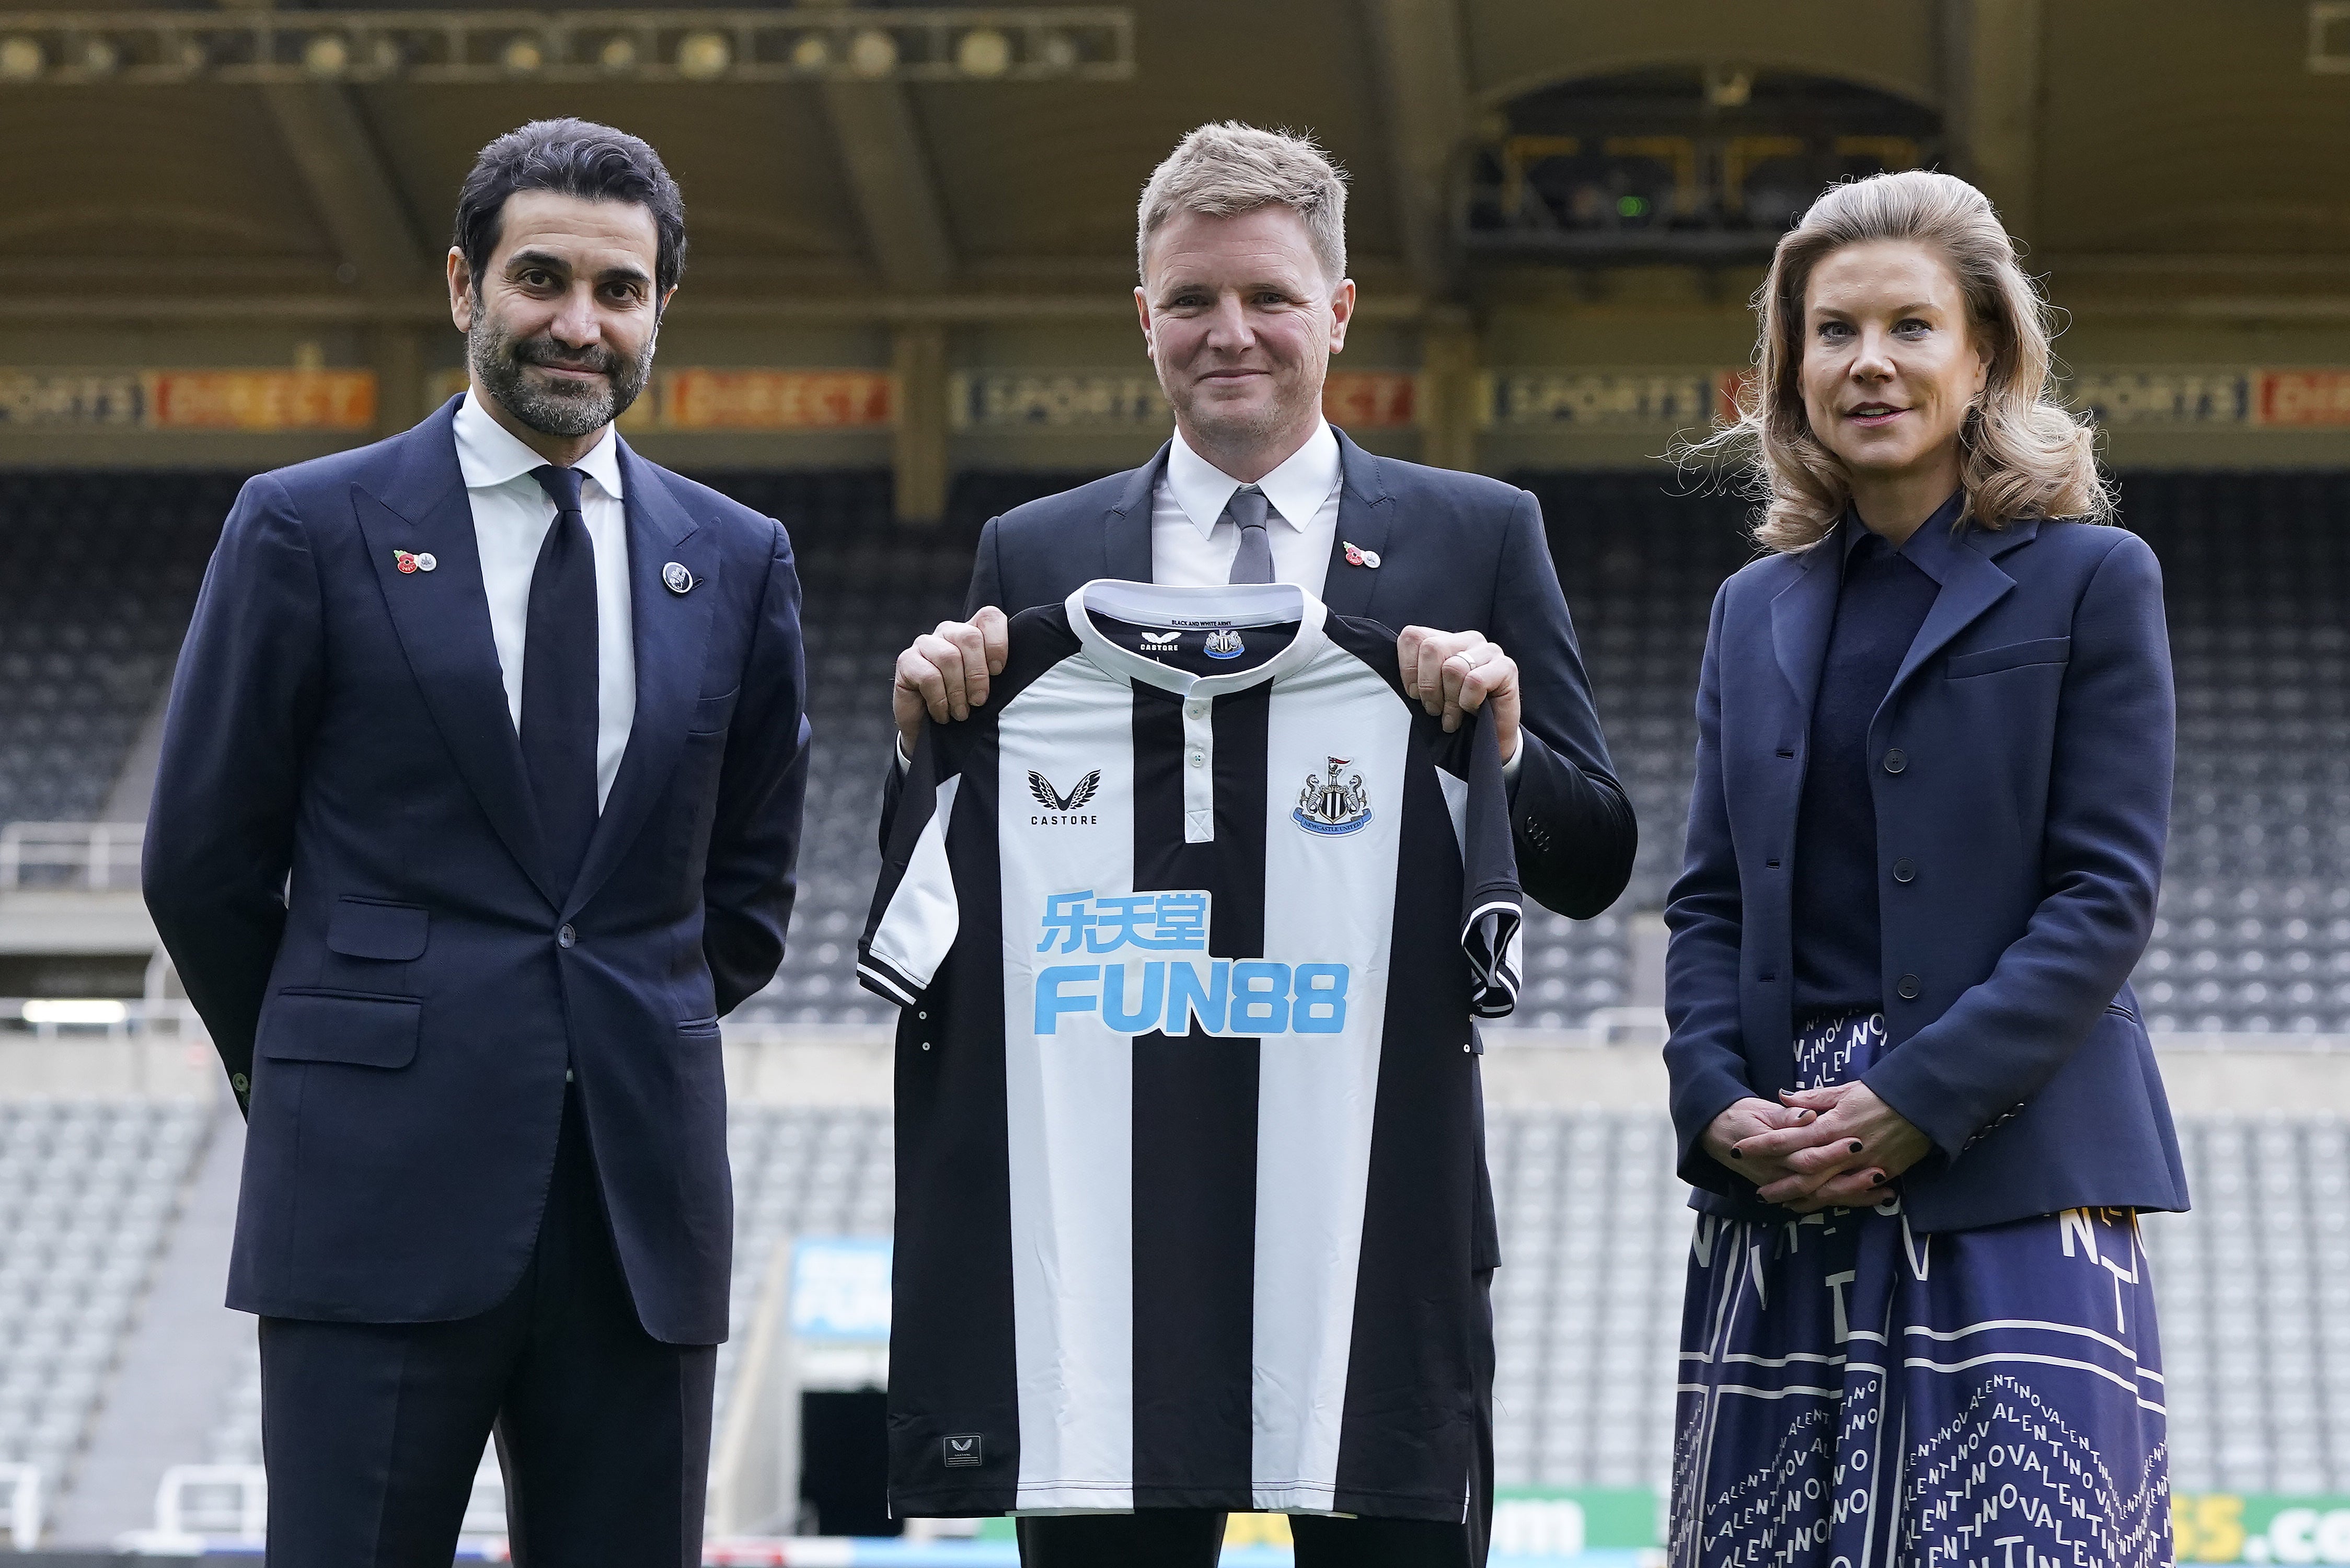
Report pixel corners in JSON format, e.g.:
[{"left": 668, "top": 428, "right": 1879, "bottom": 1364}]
[{"left": 0, "top": 0, "right": 2341, "bottom": 326}]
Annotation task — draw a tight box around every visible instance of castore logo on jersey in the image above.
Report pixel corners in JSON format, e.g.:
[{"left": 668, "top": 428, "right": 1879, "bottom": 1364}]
[{"left": 1027, "top": 769, "right": 1100, "bottom": 825}]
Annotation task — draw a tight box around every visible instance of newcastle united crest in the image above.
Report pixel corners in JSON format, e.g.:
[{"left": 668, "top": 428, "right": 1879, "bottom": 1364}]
[
  {"left": 1293, "top": 756, "right": 1372, "bottom": 836},
  {"left": 1204, "top": 627, "right": 1245, "bottom": 660}
]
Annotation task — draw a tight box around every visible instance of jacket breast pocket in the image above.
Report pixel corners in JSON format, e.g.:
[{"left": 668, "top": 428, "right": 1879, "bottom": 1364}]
[
  {"left": 689, "top": 687, "right": 740, "bottom": 736},
  {"left": 259, "top": 989, "right": 421, "bottom": 1069},
  {"left": 325, "top": 897, "right": 429, "bottom": 961},
  {"left": 1946, "top": 637, "right": 2071, "bottom": 679}
]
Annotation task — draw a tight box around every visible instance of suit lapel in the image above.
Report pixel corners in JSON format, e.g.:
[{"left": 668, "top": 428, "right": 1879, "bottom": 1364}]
[
  {"left": 1101, "top": 442, "right": 1167, "bottom": 585},
  {"left": 1768, "top": 532, "right": 1842, "bottom": 734},
  {"left": 1882, "top": 515, "right": 2031, "bottom": 698},
  {"left": 562, "top": 443, "right": 718, "bottom": 919},
  {"left": 352, "top": 399, "right": 561, "bottom": 908},
  {"left": 1320, "top": 429, "right": 1393, "bottom": 620}
]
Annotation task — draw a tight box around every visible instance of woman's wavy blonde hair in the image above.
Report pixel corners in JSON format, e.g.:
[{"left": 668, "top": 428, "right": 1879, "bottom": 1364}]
[{"left": 1700, "top": 169, "right": 2110, "bottom": 553}]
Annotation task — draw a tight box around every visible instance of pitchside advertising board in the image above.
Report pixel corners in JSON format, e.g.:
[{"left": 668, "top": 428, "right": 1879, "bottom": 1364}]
[
  {"left": 2173, "top": 1495, "right": 2350, "bottom": 1564},
  {"left": 5, "top": 363, "right": 2349, "bottom": 434},
  {"left": 967, "top": 1488, "right": 1660, "bottom": 1552},
  {"left": 982, "top": 1493, "right": 2350, "bottom": 1561}
]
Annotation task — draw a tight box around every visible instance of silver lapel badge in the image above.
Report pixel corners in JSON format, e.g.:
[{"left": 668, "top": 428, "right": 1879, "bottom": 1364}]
[{"left": 662, "top": 561, "right": 696, "bottom": 595}]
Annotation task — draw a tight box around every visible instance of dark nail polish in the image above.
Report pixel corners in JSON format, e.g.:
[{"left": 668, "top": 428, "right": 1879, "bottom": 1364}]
[
  {"left": 1729, "top": 1147, "right": 1743, "bottom": 1160},
  {"left": 1849, "top": 1140, "right": 1864, "bottom": 1154},
  {"left": 1871, "top": 1172, "right": 1887, "bottom": 1186}
]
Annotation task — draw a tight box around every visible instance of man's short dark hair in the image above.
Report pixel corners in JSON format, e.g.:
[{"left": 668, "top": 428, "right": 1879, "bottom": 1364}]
[{"left": 454, "top": 118, "right": 687, "bottom": 297}]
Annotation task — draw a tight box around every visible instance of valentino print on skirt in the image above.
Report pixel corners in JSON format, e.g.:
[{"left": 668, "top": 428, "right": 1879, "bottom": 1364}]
[{"left": 1671, "top": 1010, "right": 2172, "bottom": 1567}]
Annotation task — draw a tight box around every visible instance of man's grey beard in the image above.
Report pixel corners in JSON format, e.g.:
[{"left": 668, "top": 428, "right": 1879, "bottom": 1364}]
[{"left": 468, "top": 308, "right": 655, "bottom": 439}]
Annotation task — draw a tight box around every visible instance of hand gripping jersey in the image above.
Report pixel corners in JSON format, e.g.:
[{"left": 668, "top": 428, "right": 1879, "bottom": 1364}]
[{"left": 860, "top": 580, "right": 1523, "bottom": 1523}]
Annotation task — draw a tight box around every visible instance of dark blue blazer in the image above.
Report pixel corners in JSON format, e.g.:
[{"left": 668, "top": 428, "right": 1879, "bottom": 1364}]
[
  {"left": 1663, "top": 513, "right": 2189, "bottom": 1233},
  {"left": 144, "top": 398, "right": 808, "bottom": 1344},
  {"left": 885, "top": 431, "right": 1635, "bottom": 918}
]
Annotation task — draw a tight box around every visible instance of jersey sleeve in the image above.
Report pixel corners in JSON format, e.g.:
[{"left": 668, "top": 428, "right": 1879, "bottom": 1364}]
[
  {"left": 858, "top": 722, "right": 965, "bottom": 1007},
  {"left": 1434, "top": 711, "right": 1524, "bottom": 1019}
]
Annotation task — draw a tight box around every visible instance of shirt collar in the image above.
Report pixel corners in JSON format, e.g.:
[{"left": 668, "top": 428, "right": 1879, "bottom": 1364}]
[
  {"left": 1165, "top": 419, "right": 1340, "bottom": 540},
  {"left": 1840, "top": 489, "right": 1965, "bottom": 581},
  {"left": 454, "top": 390, "right": 626, "bottom": 502}
]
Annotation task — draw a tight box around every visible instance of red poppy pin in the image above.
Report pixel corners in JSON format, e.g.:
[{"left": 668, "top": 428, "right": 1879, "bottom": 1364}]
[
  {"left": 394, "top": 550, "right": 419, "bottom": 574},
  {"left": 1343, "top": 541, "right": 1380, "bottom": 569}
]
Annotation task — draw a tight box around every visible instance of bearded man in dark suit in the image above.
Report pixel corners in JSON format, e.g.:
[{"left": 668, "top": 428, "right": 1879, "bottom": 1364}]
[{"left": 145, "top": 120, "right": 808, "bottom": 1565}]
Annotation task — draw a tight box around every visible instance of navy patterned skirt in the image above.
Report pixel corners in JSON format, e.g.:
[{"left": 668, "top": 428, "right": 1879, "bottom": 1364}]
[{"left": 1670, "top": 1010, "right": 2173, "bottom": 1567}]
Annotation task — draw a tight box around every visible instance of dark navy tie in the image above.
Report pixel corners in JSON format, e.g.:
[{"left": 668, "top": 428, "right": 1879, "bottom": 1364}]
[{"left": 525, "top": 464, "right": 600, "bottom": 891}]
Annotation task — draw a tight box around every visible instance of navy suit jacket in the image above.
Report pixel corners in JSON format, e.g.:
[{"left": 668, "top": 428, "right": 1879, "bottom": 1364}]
[
  {"left": 1664, "top": 514, "right": 2190, "bottom": 1233},
  {"left": 144, "top": 398, "right": 808, "bottom": 1344},
  {"left": 886, "top": 431, "right": 1636, "bottom": 919}
]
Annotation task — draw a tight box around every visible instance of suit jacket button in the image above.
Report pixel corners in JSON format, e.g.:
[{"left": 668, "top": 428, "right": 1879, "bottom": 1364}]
[
  {"left": 231, "top": 1073, "right": 249, "bottom": 1093},
  {"left": 1883, "top": 748, "right": 1907, "bottom": 774},
  {"left": 1897, "top": 974, "right": 1921, "bottom": 1000},
  {"left": 1893, "top": 858, "right": 1915, "bottom": 883},
  {"left": 558, "top": 925, "right": 577, "bottom": 949}
]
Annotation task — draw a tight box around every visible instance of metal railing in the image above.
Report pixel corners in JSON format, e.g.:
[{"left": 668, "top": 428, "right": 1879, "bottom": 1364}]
[
  {"left": 2, "top": 996, "right": 203, "bottom": 1040},
  {"left": 0, "top": 819, "right": 144, "bottom": 891},
  {"left": 151, "top": 1463, "right": 266, "bottom": 1539},
  {"left": 140, "top": 1456, "right": 503, "bottom": 1551},
  {"left": 0, "top": 1463, "right": 42, "bottom": 1549}
]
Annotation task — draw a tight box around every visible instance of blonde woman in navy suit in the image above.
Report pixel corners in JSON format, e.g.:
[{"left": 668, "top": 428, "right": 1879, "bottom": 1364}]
[{"left": 1664, "top": 170, "right": 2185, "bottom": 1566}]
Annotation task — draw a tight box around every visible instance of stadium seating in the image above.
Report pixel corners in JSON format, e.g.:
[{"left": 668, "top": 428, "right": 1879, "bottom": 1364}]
[
  {"left": 2118, "top": 472, "right": 2350, "bottom": 1034},
  {"left": 698, "top": 472, "right": 1004, "bottom": 1032},
  {"left": 3, "top": 466, "right": 2342, "bottom": 1036},
  {"left": 0, "top": 1099, "right": 210, "bottom": 1501},
  {"left": 0, "top": 474, "right": 233, "bottom": 830}
]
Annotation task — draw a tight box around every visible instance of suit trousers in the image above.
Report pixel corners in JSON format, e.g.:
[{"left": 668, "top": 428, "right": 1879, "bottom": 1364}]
[
  {"left": 1015, "top": 1269, "right": 1496, "bottom": 1568},
  {"left": 257, "top": 1088, "right": 717, "bottom": 1567}
]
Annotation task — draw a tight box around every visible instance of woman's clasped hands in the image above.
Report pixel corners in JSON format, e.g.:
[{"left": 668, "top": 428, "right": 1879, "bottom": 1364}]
[{"left": 1701, "top": 1083, "right": 1934, "bottom": 1215}]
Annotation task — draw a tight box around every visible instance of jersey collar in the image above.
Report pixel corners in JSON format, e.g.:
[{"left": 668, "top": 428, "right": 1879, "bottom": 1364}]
[{"left": 1065, "top": 579, "right": 1330, "bottom": 698}]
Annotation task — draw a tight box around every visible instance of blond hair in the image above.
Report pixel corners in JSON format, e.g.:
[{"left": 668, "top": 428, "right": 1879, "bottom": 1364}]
[
  {"left": 1701, "top": 169, "right": 2110, "bottom": 553},
  {"left": 1136, "top": 121, "right": 1347, "bottom": 286}
]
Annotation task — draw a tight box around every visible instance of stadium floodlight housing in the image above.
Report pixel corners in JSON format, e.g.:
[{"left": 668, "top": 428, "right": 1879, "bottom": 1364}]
[
  {"left": 848, "top": 27, "right": 897, "bottom": 78},
  {"left": 0, "top": 36, "right": 42, "bottom": 80},
  {"left": 301, "top": 32, "right": 350, "bottom": 77},
  {"left": 957, "top": 27, "right": 1012, "bottom": 78},
  {"left": 0, "top": 8, "right": 1137, "bottom": 85},
  {"left": 2313, "top": 2, "right": 2350, "bottom": 72}
]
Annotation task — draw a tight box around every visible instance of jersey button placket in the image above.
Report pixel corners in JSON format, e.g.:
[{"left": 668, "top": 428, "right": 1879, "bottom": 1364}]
[{"left": 1182, "top": 693, "right": 1215, "bottom": 844}]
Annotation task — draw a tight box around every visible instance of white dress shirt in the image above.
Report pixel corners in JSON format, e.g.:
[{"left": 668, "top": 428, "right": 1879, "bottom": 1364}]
[
  {"left": 453, "top": 391, "right": 636, "bottom": 810},
  {"left": 1152, "top": 420, "right": 1342, "bottom": 594}
]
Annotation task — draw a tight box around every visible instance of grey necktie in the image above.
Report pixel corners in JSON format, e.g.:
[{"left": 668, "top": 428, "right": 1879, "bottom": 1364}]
[{"left": 1225, "top": 485, "right": 1274, "bottom": 584}]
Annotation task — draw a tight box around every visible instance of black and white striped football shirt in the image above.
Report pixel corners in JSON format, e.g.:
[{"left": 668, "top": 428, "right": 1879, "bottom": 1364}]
[{"left": 860, "top": 580, "right": 1522, "bottom": 1523}]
